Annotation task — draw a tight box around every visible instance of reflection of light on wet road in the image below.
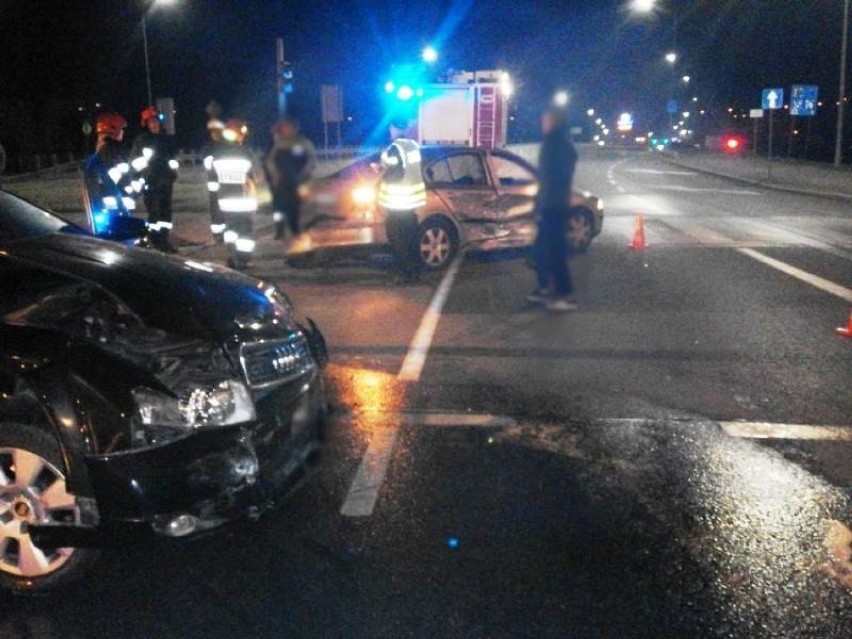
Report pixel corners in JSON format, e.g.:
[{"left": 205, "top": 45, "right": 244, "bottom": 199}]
[
  {"left": 328, "top": 365, "right": 405, "bottom": 518},
  {"left": 495, "top": 418, "right": 850, "bottom": 632}
]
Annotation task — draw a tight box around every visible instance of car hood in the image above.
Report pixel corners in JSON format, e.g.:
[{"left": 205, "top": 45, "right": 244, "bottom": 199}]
[{"left": 3, "top": 234, "right": 297, "bottom": 342}]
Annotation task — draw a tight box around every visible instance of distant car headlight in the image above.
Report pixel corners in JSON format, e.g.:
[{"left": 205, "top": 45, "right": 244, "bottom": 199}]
[
  {"left": 352, "top": 184, "right": 377, "bottom": 206},
  {"left": 596, "top": 198, "right": 604, "bottom": 211},
  {"left": 131, "top": 380, "right": 256, "bottom": 447}
]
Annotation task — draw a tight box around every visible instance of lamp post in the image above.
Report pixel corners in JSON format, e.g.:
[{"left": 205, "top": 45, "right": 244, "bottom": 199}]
[
  {"left": 141, "top": 0, "right": 178, "bottom": 107},
  {"left": 835, "top": 0, "right": 850, "bottom": 167}
]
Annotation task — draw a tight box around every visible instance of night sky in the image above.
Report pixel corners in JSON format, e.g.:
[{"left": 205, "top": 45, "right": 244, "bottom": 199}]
[{"left": 0, "top": 0, "right": 846, "bottom": 156}]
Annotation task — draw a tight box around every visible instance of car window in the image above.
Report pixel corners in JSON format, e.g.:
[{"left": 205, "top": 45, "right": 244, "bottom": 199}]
[
  {"left": 490, "top": 154, "right": 537, "bottom": 187},
  {"left": 424, "top": 158, "right": 453, "bottom": 185},
  {"left": 0, "top": 191, "right": 82, "bottom": 241},
  {"left": 426, "top": 153, "right": 487, "bottom": 187}
]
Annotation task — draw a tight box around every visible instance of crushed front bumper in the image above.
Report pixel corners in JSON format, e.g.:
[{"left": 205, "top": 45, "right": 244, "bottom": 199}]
[{"left": 29, "top": 374, "right": 325, "bottom": 548}]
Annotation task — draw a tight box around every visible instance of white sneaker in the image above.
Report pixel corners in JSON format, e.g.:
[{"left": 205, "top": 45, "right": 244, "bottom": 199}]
[
  {"left": 525, "top": 288, "right": 550, "bottom": 304},
  {"left": 546, "top": 298, "right": 579, "bottom": 312}
]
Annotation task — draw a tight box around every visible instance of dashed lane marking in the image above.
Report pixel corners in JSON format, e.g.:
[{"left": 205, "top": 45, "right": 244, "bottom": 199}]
[
  {"left": 340, "top": 427, "right": 399, "bottom": 517},
  {"left": 398, "top": 254, "right": 464, "bottom": 382},
  {"left": 622, "top": 168, "right": 698, "bottom": 176},
  {"left": 649, "top": 185, "right": 761, "bottom": 196},
  {"left": 738, "top": 248, "right": 852, "bottom": 303},
  {"left": 720, "top": 421, "right": 852, "bottom": 441}
]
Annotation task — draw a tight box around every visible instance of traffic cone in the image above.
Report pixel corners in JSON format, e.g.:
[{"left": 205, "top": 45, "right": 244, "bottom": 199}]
[
  {"left": 628, "top": 214, "right": 648, "bottom": 250},
  {"left": 837, "top": 309, "right": 852, "bottom": 338}
]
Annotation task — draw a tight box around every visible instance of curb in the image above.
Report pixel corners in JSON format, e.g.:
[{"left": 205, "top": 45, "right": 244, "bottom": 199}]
[{"left": 659, "top": 154, "right": 852, "bottom": 203}]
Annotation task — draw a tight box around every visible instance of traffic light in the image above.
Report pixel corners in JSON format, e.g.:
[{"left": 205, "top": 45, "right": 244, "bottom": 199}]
[{"left": 280, "top": 62, "right": 294, "bottom": 94}]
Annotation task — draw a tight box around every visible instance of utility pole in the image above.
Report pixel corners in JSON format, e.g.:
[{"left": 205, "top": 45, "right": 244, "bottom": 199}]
[
  {"left": 835, "top": 0, "right": 850, "bottom": 167},
  {"left": 142, "top": 15, "right": 153, "bottom": 107}
]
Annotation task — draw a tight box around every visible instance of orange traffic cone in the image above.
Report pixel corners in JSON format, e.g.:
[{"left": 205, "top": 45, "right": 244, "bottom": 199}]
[
  {"left": 628, "top": 214, "right": 648, "bottom": 250},
  {"left": 837, "top": 309, "right": 852, "bottom": 337}
]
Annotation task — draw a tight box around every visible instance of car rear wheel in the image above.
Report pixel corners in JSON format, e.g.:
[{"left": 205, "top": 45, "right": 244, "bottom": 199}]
[
  {"left": 0, "top": 423, "right": 97, "bottom": 593},
  {"left": 566, "top": 207, "right": 594, "bottom": 253},
  {"left": 417, "top": 218, "right": 458, "bottom": 270}
]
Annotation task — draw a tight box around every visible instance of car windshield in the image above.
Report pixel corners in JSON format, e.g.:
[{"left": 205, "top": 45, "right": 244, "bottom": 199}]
[{"left": 0, "top": 190, "right": 83, "bottom": 242}]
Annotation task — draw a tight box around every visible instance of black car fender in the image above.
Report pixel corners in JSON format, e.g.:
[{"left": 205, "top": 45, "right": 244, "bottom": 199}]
[{"left": 0, "top": 324, "right": 169, "bottom": 495}]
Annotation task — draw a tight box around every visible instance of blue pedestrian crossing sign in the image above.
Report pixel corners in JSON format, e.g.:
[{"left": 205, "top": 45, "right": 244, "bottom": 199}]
[
  {"left": 790, "top": 85, "right": 819, "bottom": 117},
  {"left": 761, "top": 88, "right": 784, "bottom": 110}
]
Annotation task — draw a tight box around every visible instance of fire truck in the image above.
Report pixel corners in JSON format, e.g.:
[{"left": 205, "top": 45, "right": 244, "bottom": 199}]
[{"left": 386, "top": 69, "right": 512, "bottom": 149}]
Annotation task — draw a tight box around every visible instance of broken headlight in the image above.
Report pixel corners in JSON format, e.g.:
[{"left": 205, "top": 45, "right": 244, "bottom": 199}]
[{"left": 131, "top": 380, "right": 256, "bottom": 447}]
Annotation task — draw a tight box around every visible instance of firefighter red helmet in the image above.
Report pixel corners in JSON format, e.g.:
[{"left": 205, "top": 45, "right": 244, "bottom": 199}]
[
  {"left": 140, "top": 106, "right": 160, "bottom": 126},
  {"left": 95, "top": 113, "right": 127, "bottom": 139},
  {"left": 223, "top": 119, "right": 249, "bottom": 143}
]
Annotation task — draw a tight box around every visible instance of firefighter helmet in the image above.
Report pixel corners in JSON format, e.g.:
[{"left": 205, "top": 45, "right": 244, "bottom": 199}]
[
  {"left": 223, "top": 119, "right": 249, "bottom": 144},
  {"left": 140, "top": 106, "right": 160, "bottom": 126},
  {"left": 95, "top": 113, "right": 127, "bottom": 139}
]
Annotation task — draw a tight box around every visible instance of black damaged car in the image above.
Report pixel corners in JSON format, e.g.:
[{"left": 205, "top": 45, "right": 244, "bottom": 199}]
[{"left": 0, "top": 190, "right": 328, "bottom": 592}]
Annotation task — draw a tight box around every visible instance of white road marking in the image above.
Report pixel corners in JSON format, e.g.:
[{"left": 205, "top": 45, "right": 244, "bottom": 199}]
[
  {"left": 398, "top": 254, "right": 464, "bottom": 382},
  {"left": 650, "top": 185, "right": 761, "bottom": 196},
  {"left": 738, "top": 248, "right": 852, "bottom": 303},
  {"left": 340, "top": 427, "right": 400, "bottom": 517},
  {"left": 341, "top": 260, "right": 464, "bottom": 517},
  {"left": 720, "top": 421, "right": 852, "bottom": 441},
  {"left": 623, "top": 169, "right": 698, "bottom": 176},
  {"left": 339, "top": 411, "right": 517, "bottom": 428},
  {"left": 616, "top": 185, "right": 626, "bottom": 193}
]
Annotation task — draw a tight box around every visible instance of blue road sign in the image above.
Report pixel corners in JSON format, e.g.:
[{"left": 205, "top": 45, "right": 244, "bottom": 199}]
[
  {"left": 790, "top": 85, "right": 819, "bottom": 117},
  {"left": 762, "top": 88, "right": 784, "bottom": 110},
  {"left": 666, "top": 99, "right": 679, "bottom": 115}
]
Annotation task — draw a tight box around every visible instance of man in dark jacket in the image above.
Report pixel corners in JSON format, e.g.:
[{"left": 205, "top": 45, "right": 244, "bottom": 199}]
[
  {"left": 527, "top": 106, "right": 578, "bottom": 312},
  {"left": 130, "top": 106, "right": 179, "bottom": 251},
  {"left": 265, "top": 118, "right": 317, "bottom": 246}
]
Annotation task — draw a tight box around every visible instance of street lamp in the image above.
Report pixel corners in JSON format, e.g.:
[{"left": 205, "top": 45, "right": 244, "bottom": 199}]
[
  {"left": 554, "top": 91, "right": 570, "bottom": 107},
  {"left": 681, "top": 75, "right": 691, "bottom": 83},
  {"left": 587, "top": 108, "right": 595, "bottom": 116},
  {"left": 665, "top": 51, "right": 677, "bottom": 64},
  {"left": 422, "top": 46, "right": 439, "bottom": 64},
  {"left": 141, "top": 0, "right": 178, "bottom": 107},
  {"left": 629, "top": 0, "right": 657, "bottom": 13}
]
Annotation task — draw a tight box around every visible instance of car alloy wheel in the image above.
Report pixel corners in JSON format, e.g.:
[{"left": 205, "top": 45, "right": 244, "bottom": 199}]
[
  {"left": 566, "top": 209, "right": 593, "bottom": 253},
  {"left": 0, "top": 447, "right": 80, "bottom": 579},
  {"left": 419, "top": 224, "right": 454, "bottom": 268}
]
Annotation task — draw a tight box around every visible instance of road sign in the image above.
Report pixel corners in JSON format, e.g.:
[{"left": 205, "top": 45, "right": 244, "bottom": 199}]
[
  {"left": 749, "top": 109, "right": 764, "bottom": 119},
  {"left": 321, "top": 84, "right": 343, "bottom": 124},
  {"left": 762, "top": 88, "right": 783, "bottom": 110},
  {"left": 790, "top": 84, "right": 818, "bottom": 117},
  {"left": 666, "top": 99, "right": 679, "bottom": 115}
]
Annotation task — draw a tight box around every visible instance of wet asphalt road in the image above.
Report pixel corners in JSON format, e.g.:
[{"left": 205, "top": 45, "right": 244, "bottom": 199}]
[{"left": 3, "top": 148, "right": 852, "bottom": 638}]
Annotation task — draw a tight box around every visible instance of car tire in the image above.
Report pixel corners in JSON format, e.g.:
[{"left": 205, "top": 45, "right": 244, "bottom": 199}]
[
  {"left": 0, "top": 423, "right": 98, "bottom": 593},
  {"left": 416, "top": 217, "right": 458, "bottom": 270},
  {"left": 566, "top": 207, "right": 594, "bottom": 254}
]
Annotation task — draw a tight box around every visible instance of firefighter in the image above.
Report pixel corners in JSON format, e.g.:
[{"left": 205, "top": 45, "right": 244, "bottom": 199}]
[
  {"left": 82, "top": 113, "right": 147, "bottom": 241},
  {"left": 377, "top": 137, "right": 427, "bottom": 281},
  {"left": 130, "top": 106, "right": 179, "bottom": 252},
  {"left": 264, "top": 118, "right": 317, "bottom": 245},
  {"left": 201, "top": 119, "right": 227, "bottom": 243},
  {"left": 212, "top": 118, "right": 257, "bottom": 270}
]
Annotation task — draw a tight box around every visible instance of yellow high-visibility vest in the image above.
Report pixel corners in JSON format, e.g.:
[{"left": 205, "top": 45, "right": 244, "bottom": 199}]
[{"left": 378, "top": 139, "right": 427, "bottom": 211}]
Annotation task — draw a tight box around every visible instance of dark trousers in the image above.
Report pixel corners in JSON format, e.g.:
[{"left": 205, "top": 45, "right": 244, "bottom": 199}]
[
  {"left": 534, "top": 210, "right": 573, "bottom": 297},
  {"left": 144, "top": 183, "right": 174, "bottom": 227},
  {"left": 273, "top": 185, "right": 301, "bottom": 237},
  {"left": 385, "top": 210, "right": 420, "bottom": 278}
]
